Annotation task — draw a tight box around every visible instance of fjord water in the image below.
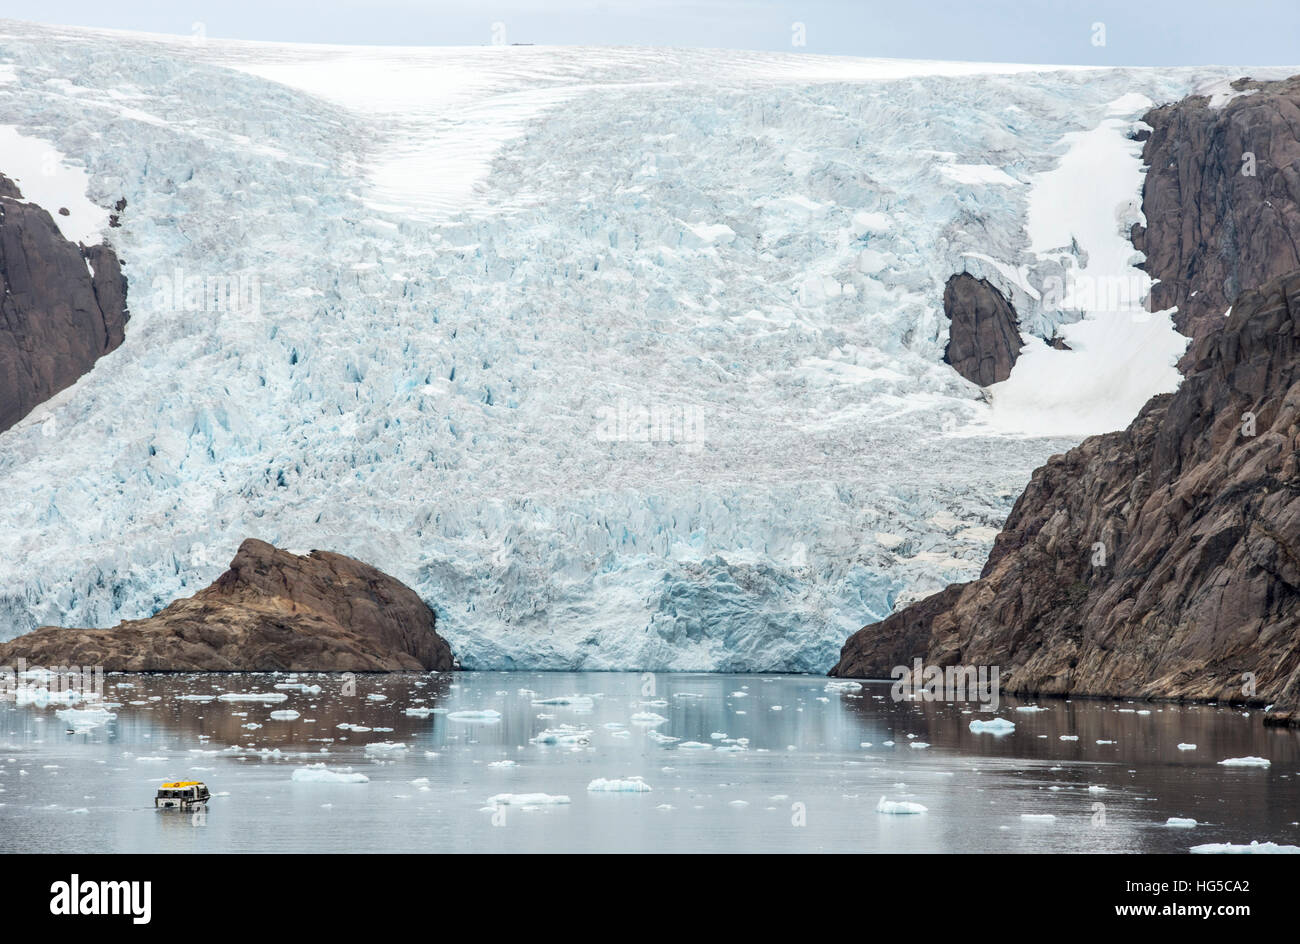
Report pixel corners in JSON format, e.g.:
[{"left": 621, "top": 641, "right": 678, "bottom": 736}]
[{"left": 1, "top": 672, "right": 1296, "bottom": 853}]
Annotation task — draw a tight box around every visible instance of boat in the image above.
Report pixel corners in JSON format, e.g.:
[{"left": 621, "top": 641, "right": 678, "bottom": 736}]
[{"left": 154, "top": 780, "right": 211, "bottom": 810}]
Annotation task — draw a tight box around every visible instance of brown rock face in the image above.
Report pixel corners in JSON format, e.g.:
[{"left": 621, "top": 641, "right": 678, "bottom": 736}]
[
  {"left": 1133, "top": 76, "right": 1300, "bottom": 348},
  {"left": 0, "top": 539, "right": 454, "bottom": 672},
  {"left": 831, "top": 271, "right": 1300, "bottom": 718},
  {"left": 0, "top": 172, "right": 129, "bottom": 433},
  {"left": 942, "top": 273, "right": 1021, "bottom": 386}
]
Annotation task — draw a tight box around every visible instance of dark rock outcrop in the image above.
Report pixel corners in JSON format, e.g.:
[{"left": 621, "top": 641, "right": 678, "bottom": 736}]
[
  {"left": 832, "top": 270, "right": 1300, "bottom": 720},
  {"left": 1133, "top": 76, "right": 1300, "bottom": 348},
  {"left": 942, "top": 273, "right": 1021, "bottom": 386},
  {"left": 0, "top": 539, "right": 454, "bottom": 672},
  {"left": 0, "top": 172, "right": 129, "bottom": 433}
]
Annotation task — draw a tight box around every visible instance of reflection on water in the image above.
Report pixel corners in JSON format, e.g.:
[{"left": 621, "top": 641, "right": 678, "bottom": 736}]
[{"left": 1, "top": 671, "right": 1297, "bottom": 853}]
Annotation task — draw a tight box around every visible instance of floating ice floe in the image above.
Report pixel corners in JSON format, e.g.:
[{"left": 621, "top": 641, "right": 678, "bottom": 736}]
[
  {"left": 1059, "top": 735, "right": 1079, "bottom": 741},
  {"left": 969, "top": 718, "right": 1015, "bottom": 734},
  {"left": 447, "top": 709, "right": 502, "bottom": 723},
  {"left": 630, "top": 712, "right": 667, "bottom": 726},
  {"left": 487, "top": 792, "right": 571, "bottom": 806},
  {"left": 1218, "top": 756, "right": 1270, "bottom": 767},
  {"left": 876, "top": 796, "right": 927, "bottom": 814},
  {"left": 275, "top": 683, "right": 322, "bottom": 694},
  {"left": 587, "top": 777, "right": 652, "bottom": 793},
  {"left": 1190, "top": 840, "right": 1300, "bottom": 854},
  {"left": 292, "top": 764, "right": 369, "bottom": 783},
  {"left": 1177, "top": 743, "right": 1196, "bottom": 750},
  {"left": 530, "top": 726, "right": 591, "bottom": 745},
  {"left": 909, "top": 742, "right": 931, "bottom": 749},
  {"left": 488, "top": 760, "right": 517, "bottom": 768},
  {"left": 531, "top": 695, "right": 594, "bottom": 711},
  {"left": 218, "top": 692, "right": 288, "bottom": 703},
  {"left": 825, "top": 681, "right": 863, "bottom": 693},
  {"left": 1020, "top": 813, "right": 1056, "bottom": 822},
  {"left": 176, "top": 694, "right": 215, "bottom": 702},
  {"left": 363, "top": 742, "right": 408, "bottom": 755},
  {"left": 1164, "top": 817, "right": 1197, "bottom": 828},
  {"left": 269, "top": 710, "right": 301, "bottom": 721},
  {"left": 677, "top": 741, "right": 713, "bottom": 751},
  {"left": 55, "top": 707, "right": 115, "bottom": 730},
  {"left": 1014, "top": 706, "right": 1047, "bottom": 713},
  {"left": 405, "top": 708, "right": 434, "bottom": 717},
  {"left": 647, "top": 732, "right": 679, "bottom": 744}
]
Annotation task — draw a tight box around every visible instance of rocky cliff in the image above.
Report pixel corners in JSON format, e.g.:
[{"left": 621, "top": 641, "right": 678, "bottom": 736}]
[
  {"left": 833, "top": 270, "right": 1300, "bottom": 721},
  {"left": 0, "top": 172, "right": 129, "bottom": 433},
  {"left": 942, "top": 273, "right": 1022, "bottom": 386},
  {"left": 0, "top": 539, "right": 455, "bottom": 672},
  {"left": 1133, "top": 75, "right": 1300, "bottom": 348},
  {"left": 834, "top": 78, "right": 1300, "bottom": 724}
]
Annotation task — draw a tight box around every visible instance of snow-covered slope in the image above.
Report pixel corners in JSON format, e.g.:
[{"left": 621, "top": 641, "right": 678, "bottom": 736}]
[{"left": 0, "top": 21, "right": 1284, "bottom": 669}]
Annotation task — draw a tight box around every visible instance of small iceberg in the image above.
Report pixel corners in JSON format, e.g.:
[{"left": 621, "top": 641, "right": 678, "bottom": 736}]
[
  {"left": 969, "top": 718, "right": 1015, "bottom": 735},
  {"left": 1218, "top": 756, "right": 1270, "bottom": 767},
  {"left": 825, "top": 680, "right": 862, "bottom": 693},
  {"left": 363, "top": 742, "right": 408, "bottom": 755},
  {"left": 487, "top": 792, "right": 570, "bottom": 806},
  {"left": 1164, "top": 817, "right": 1197, "bottom": 828},
  {"left": 218, "top": 692, "right": 288, "bottom": 703},
  {"left": 269, "top": 710, "right": 301, "bottom": 721},
  {"left": 1020, "top": 813, "right": 1056, "bottom": 822},
  {"left": 55, "top": 707, "right": 115, "bottom": 730},
  {"left": 531, "top": 695, "right": 594, "bottom": 710},
  {"left": 530, "top": 726, "right": 590, "bottom": 745},
  {"left": 587, "top": 777, "right": 652, "bottom": 793},
  {"left": 876, "top": 796, "right": 927, "bottom": 814},
  {"left": 447, "top": 709, "right": 502, "bottom": 723},
  {"left": 677, "top": 741, "right": 713, "bottom": 751},
  {"left": 1176, "top": 743, "right": 1197, "bottom": 751},
  {"left": 293, "top": 764, "right": 369, "bottom": 783},
  {"left": 1191, "top": 840, "right": 1300, "bottom": 854}
]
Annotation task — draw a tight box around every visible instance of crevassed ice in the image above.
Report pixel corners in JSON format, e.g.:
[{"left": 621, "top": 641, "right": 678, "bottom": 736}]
[{"left": 0, "top": 23, "right": 1262, "bottom": 670}]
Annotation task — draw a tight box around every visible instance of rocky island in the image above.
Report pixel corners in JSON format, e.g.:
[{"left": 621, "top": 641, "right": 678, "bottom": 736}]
[{"left": 0, "top": 539, "right": 454, "bottom": 672}]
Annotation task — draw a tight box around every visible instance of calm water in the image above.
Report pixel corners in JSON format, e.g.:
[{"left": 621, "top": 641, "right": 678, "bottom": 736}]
[{"left": 1, "top": 672, "right": 1297, "bottom": 853}]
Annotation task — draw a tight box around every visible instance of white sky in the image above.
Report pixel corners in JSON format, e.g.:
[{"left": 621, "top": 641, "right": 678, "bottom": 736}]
[{"left": 2, "top": 0, "right": 1298, "bottom": 65}]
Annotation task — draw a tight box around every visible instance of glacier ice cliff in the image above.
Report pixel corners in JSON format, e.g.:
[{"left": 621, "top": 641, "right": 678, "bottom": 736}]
[{"left": 0, "top": 22, "right": 1282, "bottom": 670}]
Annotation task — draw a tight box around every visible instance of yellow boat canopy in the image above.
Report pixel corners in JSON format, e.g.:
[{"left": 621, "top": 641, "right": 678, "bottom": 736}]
[{"left": 161, "top": 781, "right": 203, "bottom": 789}]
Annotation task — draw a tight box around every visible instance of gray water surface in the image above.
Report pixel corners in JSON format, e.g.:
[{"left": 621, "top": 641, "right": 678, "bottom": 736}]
[{"left": 2, "top": 672, "right": 1297, "bottom": 853}]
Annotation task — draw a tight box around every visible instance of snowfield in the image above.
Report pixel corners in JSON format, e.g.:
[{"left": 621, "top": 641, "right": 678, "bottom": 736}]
[{"left": 0, "top": 21, "right": 1285, "bottom": 670}]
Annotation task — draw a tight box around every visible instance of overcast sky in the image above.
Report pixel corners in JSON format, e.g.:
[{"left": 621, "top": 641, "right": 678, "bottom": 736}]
[{"left": 4, "top": 1, "right": 1297, "bottom": 66}]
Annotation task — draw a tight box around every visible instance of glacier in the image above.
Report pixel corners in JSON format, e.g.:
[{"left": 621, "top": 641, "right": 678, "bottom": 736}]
[{"left": 0, "top": 21, "right": 1283, "bottom": 670}]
